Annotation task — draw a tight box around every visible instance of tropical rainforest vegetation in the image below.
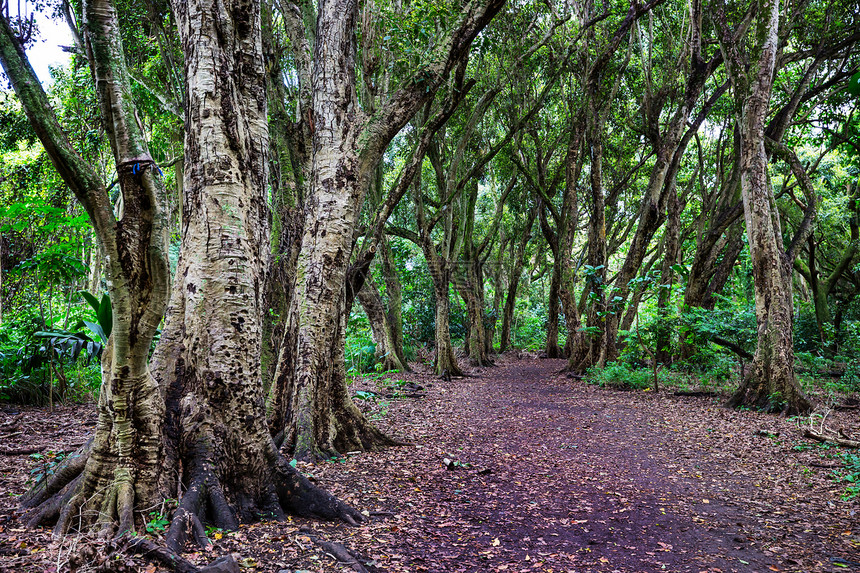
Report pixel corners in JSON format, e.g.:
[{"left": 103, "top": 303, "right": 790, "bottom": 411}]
[{"left": 0, "top": 0, "right": 859, "bottom": 569}]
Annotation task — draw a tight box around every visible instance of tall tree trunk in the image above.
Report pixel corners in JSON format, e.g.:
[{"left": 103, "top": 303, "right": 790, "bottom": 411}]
[
  {"left": 149, "top": 0, "right": 361, "bottom": 545},
  {"left": 538, "top": 200, "right": 563, "bottom": 358},
  {"left": 3, "top": 0, "right": 171, "bottom": 535},
  {"left": 287, "top": 0, "right": 503, "bottom": 458},
  {"left": 569, "top": 125, "right": 609, "bottom": 372},
  {"left": 454, "top": 261, "right": 492, "bottom": 366},
  {"left": 724, "top": 0, "right": 810, "bottom": 414},
  {"left": 486, "top": 241, "right": 506, "bottom": 355},
  {"left": 560, "top": 123, "right": 585, "bottom": 359},
  {"left": 499, "top": 204, "right": 537, "bottom": 352},
  {"left": 545, "top": 262, "right": 563, "bottom": 357},
  {"left": 429, "top": 257, "right": 464, "bottom": 377},
  {"left": 500, "top": 273, "right": 520, "bottom": 353}
]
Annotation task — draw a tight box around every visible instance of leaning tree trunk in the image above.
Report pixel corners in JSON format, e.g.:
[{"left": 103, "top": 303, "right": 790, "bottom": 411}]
[
  {"left": 357, "top": 279, "right": 408, "bottom": 372},
  {"left": 380, "top": 237, "right": 411, "bottom": 370},
  {"left": 725, "top": 0, "right": 810, "bottom": 414},
  {"left": 3, "top": 0, "right": 171, "bottom": 535}
]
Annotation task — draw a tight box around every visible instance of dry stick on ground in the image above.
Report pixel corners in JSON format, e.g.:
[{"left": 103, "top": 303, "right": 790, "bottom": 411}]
[
  {"left": 0, "top": 445, "right": 47, "bottom": 455},
  {"left": 802, "top": 428, "right": 860, "bottom": 448},
  {"left": 0, "top": 413, "right": 23, "bottom": 430},
  {"left": 802, "top": 410, "right": 860, "bottom": 447}
]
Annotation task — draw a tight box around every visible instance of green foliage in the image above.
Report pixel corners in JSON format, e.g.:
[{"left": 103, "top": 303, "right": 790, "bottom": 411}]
[
  {"left": 354, "top": 390, "right": 377, "bottom": 401},
  {"left": 820, "top": 360, "right": 860, "bottom": 394},
  {"left": 847, "top": 72, "right": 860, "bottom": 97},
  {"left": 145, "top": 511, "right": 170, "bottom": 534},
  {"left": 586, "top": 361, "right": 656, "bottom": 390},
  {"left": 0, "top": 295, "right": 104, "bottom": 404},
  {"left": 841, "top": 361, "right": 860, "bottom": 393},
  {"left": 32, "top": 328, "right": 104, "bottom": 364},
  {"left": 27, "top": 450, "right": 68, "bottom": 485},
  {"left": 80, "top": 291, "right": 113, "bottom": 341},
  {"left": 345, "top": 310, "right": 378, "bottom": 373},
  {"left": 832, "top": 453, "right": 860, "bottom": 500},
  {"left": 676, "top": 297, "right": 756, "bottom": 375}
]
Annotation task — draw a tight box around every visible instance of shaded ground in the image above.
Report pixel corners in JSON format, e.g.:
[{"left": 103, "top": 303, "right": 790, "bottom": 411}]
[{"left": 1, "top": 357, "right": 858, "bottom": 572}]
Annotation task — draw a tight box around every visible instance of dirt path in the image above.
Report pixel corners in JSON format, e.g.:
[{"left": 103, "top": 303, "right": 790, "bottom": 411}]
[
  {"left": 323, "top": 358, "right": 858, "bottom": 573},
  {"left": 1, "top": 358, "right": 858, "bottom": 572}
]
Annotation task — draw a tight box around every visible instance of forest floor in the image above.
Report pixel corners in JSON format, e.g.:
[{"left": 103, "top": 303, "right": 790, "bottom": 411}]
[{"left": 1, "top": 356, "right": 859, "bottom": 573}]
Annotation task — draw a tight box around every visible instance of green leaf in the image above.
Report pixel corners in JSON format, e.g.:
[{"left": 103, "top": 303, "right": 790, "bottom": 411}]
[
  {"left": 848, "top": 71, "right": 860, "bottom": 97},
  {"left": 83, "top": 320, "right": 108, "bottom": 344},
  {"left": 354, "top": 390, "right": 376, "bottom": 401},
  {"left": 97, "top": 294, "right": 112, "bottom": 339},
  {"left": 80, "top": 291, "right": 101, "bottom": 314}
]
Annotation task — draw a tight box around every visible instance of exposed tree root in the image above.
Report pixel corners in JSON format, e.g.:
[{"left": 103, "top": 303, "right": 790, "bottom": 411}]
[
  {"left": 20, "top": 437, "right": 92, "bottom": 511},
  {"left": 165, "top": 451, "right": 241, "bottom": 552},
  {"left": 328, "top": 408, "right": 402, "bottom": 458},
  {"left": 727, "top": 384, "right": 812, "bottom": 416},
  {"left": 99, "top": 535, "right": 238, "bottom": 573},
  {"left": 273, "top": 454, "right": 365, "bottom": 525},
  {"left": 470, "top": 355, "right": 496, "bottom": 367},
  {"left": 298, "top": 526, "right": 376, "bottom": 573}
]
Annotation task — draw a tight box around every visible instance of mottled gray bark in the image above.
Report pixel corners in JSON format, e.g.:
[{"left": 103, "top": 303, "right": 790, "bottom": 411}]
[
  {"left": 2, "top": 0, "right": 171, "bottom": 535},
  {"left": 148, "top": 0, "right": 361, "bottom": 544}
]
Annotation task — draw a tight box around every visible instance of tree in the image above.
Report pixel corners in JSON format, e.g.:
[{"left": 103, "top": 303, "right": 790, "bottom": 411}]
[
  {"left": 282, "top": 0, "right": 504, "bottom": 459},
  {"left": 149, "top": 0, "right": 364, "bottom": 547},
  {"left": 1, "top": 0, "right": 172, "bottom": 533},
  {"left": 9, "top": 0, "right": 361, "bottom": 551},
  {"left": 568, "top": 0, "right": 669, "bottom": 372},
  {"left": 720, "top": 0, "right": 812, "bottom": 414}
]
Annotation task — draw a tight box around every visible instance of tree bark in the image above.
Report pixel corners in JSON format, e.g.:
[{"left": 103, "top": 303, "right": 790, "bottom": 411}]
[
  {"left": 380, "top": 238, "right": 410, "bottom": 370},
  {"left": 723, "top": 0, "right": 811, "bottom": 414},
  {"left": 149, "top": 0, "right": 361, "bottom": 544},
  {"left": 357, "top": 277, "right": 408, "bottom": 372},
  {"left": 428, "top": 253, "right": 464, "bottom": 377},
  {"left": 539, "top": 204, "right": 563, "bottom": 358},
  {"left": 655, "top": 186, "right": 683, "bottom": 365},
  {"left": 2, "top": 0, "right": 170, "bottom": 535}
]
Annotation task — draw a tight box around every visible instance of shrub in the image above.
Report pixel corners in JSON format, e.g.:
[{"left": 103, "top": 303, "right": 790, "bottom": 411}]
[{"left": 586, "top": 361, "right": 653, "bottom": 390}]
